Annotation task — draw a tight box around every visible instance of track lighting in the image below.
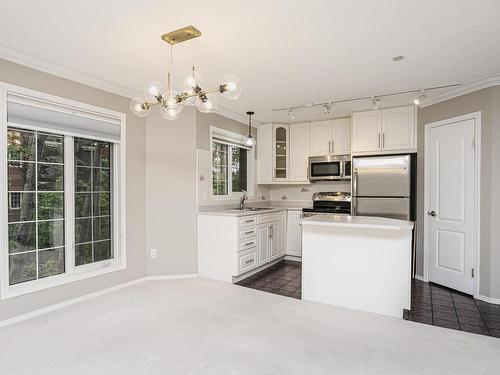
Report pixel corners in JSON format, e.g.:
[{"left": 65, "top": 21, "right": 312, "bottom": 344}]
[
  {"left": 324, "top": 102, "right": 332, "bottom": 116},
  {"left": 288, "top": 108, "right": 296, "bottom": 121},
  {"left": 372, "top": 97, "right": 381, "bottom": 110},
  {"left": 413, "top": 90, "right": 425, "bottom": 106}
]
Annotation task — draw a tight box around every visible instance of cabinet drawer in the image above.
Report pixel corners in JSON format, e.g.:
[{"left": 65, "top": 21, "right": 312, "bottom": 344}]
[
  {"left": 239, "top": 227, "right": 257, "bottom": 238},
  {"left": 239, "top": 237, "right": 257, "bottom": 251},
  {"left": 238, "top": 249, "right": 257, "bottom": 274},
  {"left": 239, "top": 216, "right": 257, "bottom": 226}
]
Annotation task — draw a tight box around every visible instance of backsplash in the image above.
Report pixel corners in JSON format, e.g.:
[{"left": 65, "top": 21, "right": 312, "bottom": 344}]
[{"left": 268, "top": 181, "right": 351, "bottom": 202}]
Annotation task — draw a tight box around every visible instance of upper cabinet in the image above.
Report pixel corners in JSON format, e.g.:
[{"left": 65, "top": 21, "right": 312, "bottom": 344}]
[
  {"left": 352, "top": 106, "right": 416, "bottom": 154},
  {"left": 289, "top": 123, "right": 310, "bottom": 182},
  {"left": 273, "top": 124, "right": 289, "bottom": 181},
  {"left": 310, "top": 118, "right": 351, "bottom": 156},
  {"left": 257, "top": 123, "right": 273, "bottom": 184}
]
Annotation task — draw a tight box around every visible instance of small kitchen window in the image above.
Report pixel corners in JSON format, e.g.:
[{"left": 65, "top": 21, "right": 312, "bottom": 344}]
[{"left": 210, "top": 127, "right": 252, "bottom": 198}]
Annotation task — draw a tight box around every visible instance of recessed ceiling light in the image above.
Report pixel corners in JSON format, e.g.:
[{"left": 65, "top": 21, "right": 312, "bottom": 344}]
[{"left": 392, "top": 55, "right": 405, "bottom": 62}]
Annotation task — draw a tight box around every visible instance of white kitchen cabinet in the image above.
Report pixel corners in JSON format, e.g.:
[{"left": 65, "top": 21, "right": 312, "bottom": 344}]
[
  {"left": 279, "top": 211, "right": 287, "bottom": 256},
  {"left": 257, "top": 224, "right": 271, "bottom": 265},
  {"left": 332, "top": 118, "right": 351, "bottom": 155},
  {"left": 309, "top": 120, "right": 332, "bottom": 156},
  {"left": 381, "top": 106, "right": 416, "bottom": 150},
  {"left": 352, "top": 106, "right": 416, "bottom": 153},
  {"left": 310, "top": 118, "right": 351, "bottom": 156},
  {"left": 270, "top": 222, "right": 281, "bottom": 260},
  {"left": 289, "top": 122, "right": 310, "bottom": 182},
  {"left": 273, "top": 124, "right": 290, "bottom": 182},
  {"left": 257, "top": 123, "right": 273, "bottom": 183},
  {"left": 352, "top": 110, "right": 382, "bottom": 153},
  {"left": 286, "top": 210, "right": 302, "bottom": 257}
]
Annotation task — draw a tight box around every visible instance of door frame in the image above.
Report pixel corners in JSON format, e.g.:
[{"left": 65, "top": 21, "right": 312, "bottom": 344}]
[{"left": 423, "top": 112, "right": 481, "bottom": 297}]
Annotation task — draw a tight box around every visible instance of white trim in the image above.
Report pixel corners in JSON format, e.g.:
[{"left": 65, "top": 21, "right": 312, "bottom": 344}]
[
  {"left": 0, "top": 274, "right": 198, "bottom": 329},
  {"left": 423, "top": 112, "right": 481, "bottom": 298},
  {"left": 476, "top": 294, "right": 500, "bottom": 305},
  {"left": 414, "top": 274, "right": 425, "bottom": 282},
  {"left": 420, "top": 76, "right": 500, "bottom": 107}
]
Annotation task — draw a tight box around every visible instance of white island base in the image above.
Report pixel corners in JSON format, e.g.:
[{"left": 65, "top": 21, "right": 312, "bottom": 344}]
[{"left": 301, "top": 215, "right": 414, "bottom": 318}]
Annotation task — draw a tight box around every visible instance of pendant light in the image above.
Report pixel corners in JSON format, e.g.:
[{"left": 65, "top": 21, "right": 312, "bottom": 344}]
[{"left": 244, "top": 111, "right": 256, "bottom": 147}]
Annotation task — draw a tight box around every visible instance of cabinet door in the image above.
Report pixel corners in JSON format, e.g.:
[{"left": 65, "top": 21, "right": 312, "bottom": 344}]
[
  {"left": 270, "top": 222, "right": 280, "bottom": 260},
  {"left": 279, "top": 212, "right": 287, "bottom": 256},
  {"left": 352, "top": 110, "right": 382, "bottom": 153},
  {"left": 332, "top": 118, "right": 351, "bottom": 155},
  {"left": 381, "top": 106, "right": 416, "bottom": 151},
  {"left": 289, "top": 123, "right": 310, "bottom": 182},
  {"left": 257, "top": 224, "right": 270, "bottom": 266},
  {"left": 286, "top": 211, "right": 302, "bottom": 257},
  {"left": 309, "top": 120, "right": 332, "bottom": 156},
  {"left": 257, "top": 123, "right": 273, "bottom": 183},
  {"left": 272, "top": 124, "right": 289, "bottom": 181}
]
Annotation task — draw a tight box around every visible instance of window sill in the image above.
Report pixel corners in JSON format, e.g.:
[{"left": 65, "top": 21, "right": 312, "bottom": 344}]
[{"left": 0, "top": 260, "right": 126, "bottom": 300}]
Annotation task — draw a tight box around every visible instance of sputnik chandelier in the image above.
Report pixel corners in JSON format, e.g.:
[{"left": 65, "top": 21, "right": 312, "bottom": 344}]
[{"left": 130, "top": 26, "right": 241, "bottom": 120}]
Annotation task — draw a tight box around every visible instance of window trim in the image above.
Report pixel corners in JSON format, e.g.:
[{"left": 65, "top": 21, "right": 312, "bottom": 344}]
[
  {"left": 0, "top": 82, "right": 127, "bottom": 300},
  {"left": 209, "top": 126, "right": 254, "bottom": 200}
]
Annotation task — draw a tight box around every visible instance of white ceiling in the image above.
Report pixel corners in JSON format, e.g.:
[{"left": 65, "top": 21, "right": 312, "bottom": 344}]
[{"left": 0, "top": 0, "right": 499, "bottom": 123}]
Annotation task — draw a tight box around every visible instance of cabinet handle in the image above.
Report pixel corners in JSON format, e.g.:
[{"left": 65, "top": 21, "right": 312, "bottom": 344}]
[
  {"left": 332, "top": 139, "right": 334, "bottom": 154},
  {"left": 244, "top": 241, "right": 255, "bottom": 246},
  {"left": 382, "top": 133, "right": 385, "bottom": 148},
  {"left": 244, "top": 230, "right": 254, "bottom": 234},
  {"left": 378, "top": 134, "right": 381, "bottom": 149},
  {"left": 244, "top": 219, "right": 254, "bottom": 223},
  {"left": 245, "top": 259, "right": 254, "bottom": 264}
]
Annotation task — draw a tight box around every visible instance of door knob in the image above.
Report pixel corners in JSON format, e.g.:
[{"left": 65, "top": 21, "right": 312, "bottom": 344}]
[{"left": 428, "top": 210, "right": 436, "bottom": 217}]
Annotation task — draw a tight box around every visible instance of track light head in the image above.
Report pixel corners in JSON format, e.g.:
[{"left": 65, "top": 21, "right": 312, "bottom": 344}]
[
  {"left": 372, "top": 97, "right": 381, "bottom": 110},
  {"left": 413, "top": 90, "right": 426, "bottom": 106},
  {"left": 324, "top": 102, "right": 332, "bottom": 116},
  {"left": 288, "top": 108, "right": 296, "bottom": 121}
]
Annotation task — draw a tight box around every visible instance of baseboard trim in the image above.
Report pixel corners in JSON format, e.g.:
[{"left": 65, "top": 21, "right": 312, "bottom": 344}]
[
  {"left": 0, "top": 273, "right": 198, "bottom": 329},
  {"left": 284, "top": 255, "right": 302, "bottom": 262},
  {"left": 476, "top": 294, "right": 500, "bottom": 305},
  {"left": 414, "top": 274, "right": 425, "bottom": 282}
]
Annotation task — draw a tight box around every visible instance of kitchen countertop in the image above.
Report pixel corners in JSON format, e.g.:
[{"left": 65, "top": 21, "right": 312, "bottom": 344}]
[
  {"left": 198, "top": 201, "right": 311, "bottom": 217},
  {"left": 301, "top": 215, "right": 414, "bottom": 231}
]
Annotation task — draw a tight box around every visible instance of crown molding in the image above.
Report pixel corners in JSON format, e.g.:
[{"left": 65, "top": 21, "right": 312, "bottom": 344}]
[
  {"left": 215, "top": 104, "right": 262, "bottom": 127},
  {"left": 420, "top": 75, "right": 500, "bottom": 107}
]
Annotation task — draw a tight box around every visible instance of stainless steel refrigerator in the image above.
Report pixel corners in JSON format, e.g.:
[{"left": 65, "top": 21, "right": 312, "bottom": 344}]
[{"left": 352, "top": 154, "right": 416, "bottom": 220}]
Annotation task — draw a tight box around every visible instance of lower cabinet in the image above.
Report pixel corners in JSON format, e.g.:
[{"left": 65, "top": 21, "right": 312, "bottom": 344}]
[{"left": 286, "top": 210, "right": 302, "bottom": 257}]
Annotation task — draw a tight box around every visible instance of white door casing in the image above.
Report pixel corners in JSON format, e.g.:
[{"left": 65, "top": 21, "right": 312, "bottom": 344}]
[{"left": 424, "top": 113, "right": 480, "bottom": 295}]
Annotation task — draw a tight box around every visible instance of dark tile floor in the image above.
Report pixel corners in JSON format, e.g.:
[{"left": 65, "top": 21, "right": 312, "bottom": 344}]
[
  {"left": 236, "top": 260, "right": 302, "bottom": 299},
  {"left": 237, "top": 261, "right": 500, "bottom": 338}
]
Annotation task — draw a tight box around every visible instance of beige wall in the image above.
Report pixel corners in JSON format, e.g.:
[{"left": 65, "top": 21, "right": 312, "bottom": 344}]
[
  {"left": 145, "top": 108, "right": 198, "bottom": 275},
  {"left": 417, "top": 86, "right": 500, "bottom": 298},
  {"left": 0, "top": 59, "right": 146, "bottom": 321}
]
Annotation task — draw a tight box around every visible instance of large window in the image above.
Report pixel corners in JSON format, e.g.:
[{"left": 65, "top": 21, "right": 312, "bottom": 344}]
[
  {"left": 211, "top": 128, "right": 251, "bottom": 197},
  {"left": 1, "top": 83, "right": 125, "bottom": 299}
]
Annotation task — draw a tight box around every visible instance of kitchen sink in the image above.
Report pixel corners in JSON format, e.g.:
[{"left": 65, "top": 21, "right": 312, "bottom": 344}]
[{"left": 227, "top": 207, "right": 275, "bottom": 211}]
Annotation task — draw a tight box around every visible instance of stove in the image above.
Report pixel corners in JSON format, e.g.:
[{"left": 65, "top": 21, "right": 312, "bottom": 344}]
[{"left": 302, "top": 192, "right": 351, "bottom": 217}]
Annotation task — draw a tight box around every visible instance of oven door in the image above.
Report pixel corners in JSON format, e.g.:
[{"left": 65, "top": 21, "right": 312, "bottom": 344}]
[{"left": 308, "top": 158, "right": 342, "bottom": 181}]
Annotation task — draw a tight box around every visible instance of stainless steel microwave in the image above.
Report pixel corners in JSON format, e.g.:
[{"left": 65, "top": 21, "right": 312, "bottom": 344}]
[{"left": 308, "top": 155, "right": 351, "bottom": 181}]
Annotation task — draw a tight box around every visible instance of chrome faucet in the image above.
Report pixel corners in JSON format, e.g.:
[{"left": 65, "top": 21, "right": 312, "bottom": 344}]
[{"left": 239, "top": 190, "right": 248, "bottom": 210}]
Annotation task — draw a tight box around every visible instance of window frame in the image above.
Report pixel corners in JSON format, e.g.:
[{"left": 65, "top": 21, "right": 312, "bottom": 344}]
[
  {"left": 0, "top": 82, "right": 127, "bottom": 300},
  {"left": 209, "top": 126, "right": 254, "bottom": 200}
]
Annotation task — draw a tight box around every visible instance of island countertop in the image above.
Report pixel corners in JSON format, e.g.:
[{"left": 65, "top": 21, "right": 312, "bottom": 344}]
[{"left": 301, "top": 215, "right": 414, "bottom": 231}]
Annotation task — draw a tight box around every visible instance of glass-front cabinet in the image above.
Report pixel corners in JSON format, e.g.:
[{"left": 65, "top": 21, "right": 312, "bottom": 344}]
[{"left": 272, "top": 124, "right": 289, "bottom": 181}]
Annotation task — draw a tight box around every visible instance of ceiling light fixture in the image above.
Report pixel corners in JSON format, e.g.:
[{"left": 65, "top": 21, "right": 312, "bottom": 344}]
[
  {"left": 130, "top": 26, "right": 241, "bottom": 120},
  {"left": 244, "top": 111, "right": 256, "bottom": 147},
  {"left": 413, "top": 90, "right": 426, "bottom": 106},
  {"left": 372, "top": 97, "right": 381, "bottom": 110},
  {"left": 392, "top": 55, "right": 405, "bottom": 62}
]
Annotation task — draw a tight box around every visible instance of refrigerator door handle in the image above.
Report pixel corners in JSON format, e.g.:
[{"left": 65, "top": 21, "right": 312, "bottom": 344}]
[{"left": 352, "top": 197, "right": 357, "bottom": 216}]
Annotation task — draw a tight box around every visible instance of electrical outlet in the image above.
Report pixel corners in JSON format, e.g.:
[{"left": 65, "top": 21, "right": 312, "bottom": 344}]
[{"left": 150, "top": 249, "right": 157, "bottom": 259}]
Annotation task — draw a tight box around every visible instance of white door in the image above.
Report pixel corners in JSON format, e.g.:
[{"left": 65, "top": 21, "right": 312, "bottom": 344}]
[
  {"left": 286, "top": 211, "right": 302, "bottom": 257},
  {"left": 381, "top": 106, "right": 415, "bottom": 151},
  {"left": 289, "top": 123, "right": 310, "bottom": 182},
  {"left": 352, "top": 110, "right": 382, "bottom": 152},
  {"left": 309, "top": 120, "right": 332, "bottom": 156},
  {"left": 332, "top": 118, "right": 351, "bottom": 155},
  {"left": 257, "top": 224, "right": 270, "bottom": 266},
  {"left": 426, "top": 117, "right": 476, "bottom": 294}
]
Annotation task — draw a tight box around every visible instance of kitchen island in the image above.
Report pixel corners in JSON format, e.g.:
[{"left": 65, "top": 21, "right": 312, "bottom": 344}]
[{"left": 301, "top": 215, "right": 414, "bottom": 318}]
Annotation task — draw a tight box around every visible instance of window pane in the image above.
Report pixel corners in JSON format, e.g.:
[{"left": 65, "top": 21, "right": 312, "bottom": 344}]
[
  {"left": 7, "top": 129, "right": 36, "bottom": 161},
  {"left": 75, "top": 167, "right": 92, "bottom": 192},
  {"left": 38, "top": 164, "right": 64, "bottom": 191},
  {"left": 9, "top": 252, "right": 37, "bottom": 285},
  {"left": 38, "top": 248, "right": 65, "bottom": 278},
  {"left": 93, "top": 142, "right": 111, "bottom": 168},
  {"left": 75, "top": 193, "right": 92, "bottom": 218},
  {"left": 74, "top": 138, "right": 92, "bottom": 166},
  {"left": 231, "top": 146, "right": 248, "bottom": 193},
  {"left": 38, "top": 192, "right": 64, "bottom": 220},
  {"left": 38, "top": 220, "right": 64, "bottom": 249},
  {"left": 8, "top": 192, "right": 36, "bottom": 222},
  {"left": 94, "top": 240, "right": 112, "bottom": 262},
  {"left": 37, "top": 133, "right": 64, "bottom": 163},
  {"left": 75, "top": 243, "right": 93, "bottom": 266},
  {"left": 93, "top": 216, "right": 111, "bottom": 241},
  {"left": 212, "top": 142, "right": 228, "bottom": 196},
  {"left": 8, "top": 222, "right": 36, "bottom": 253},
  {"left": 75, "top": 218, "right": 92, "bottom": 244},
  {"left": 93, "top": 168, "right": 110, "bottom": 191},
  {"left": 8, "top": 162, "right": 36, "bottom": 191},
  {"left": 93, "top": 193, "right": 110, "bottom": 216}
]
